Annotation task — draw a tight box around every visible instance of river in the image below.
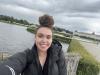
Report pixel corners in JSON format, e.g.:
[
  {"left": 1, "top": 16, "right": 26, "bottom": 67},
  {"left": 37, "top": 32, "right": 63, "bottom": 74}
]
[{"left": 0, "top": 22, "right": 69, "bottom": 55}]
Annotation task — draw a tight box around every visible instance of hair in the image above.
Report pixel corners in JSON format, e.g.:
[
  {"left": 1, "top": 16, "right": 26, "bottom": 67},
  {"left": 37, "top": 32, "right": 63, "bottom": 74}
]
[{"left": 35, "top": 14, "right": 54, "bottom": 34}]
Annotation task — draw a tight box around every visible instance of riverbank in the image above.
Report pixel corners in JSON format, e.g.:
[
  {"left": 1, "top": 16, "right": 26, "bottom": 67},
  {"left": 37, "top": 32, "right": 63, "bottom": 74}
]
[
  {"left": 0, "top": 21, "right": 72, "bottom": 44},
  {"left": 73, "top": 36, "right": 100, "bottom": 62},
  {"left": 79, "top": 40, "right": 100, "bottom": 75},
  {"left": 79, "top": 40, "right": 100, "bottom": 62},
  {"left": 0, "top": 22, "right": 69, "bottom": 53},
  {"left": 0, "top": 20, "right": 29, "bottom": 27},
  {"left": 67, "top": 39, "right": 100, "bottom": 75}
]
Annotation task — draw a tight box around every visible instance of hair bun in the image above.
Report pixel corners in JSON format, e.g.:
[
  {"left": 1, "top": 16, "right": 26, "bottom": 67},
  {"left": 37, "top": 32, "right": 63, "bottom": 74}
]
[{"left": 39, "top": 14, "right": 54, "bottom": 28}]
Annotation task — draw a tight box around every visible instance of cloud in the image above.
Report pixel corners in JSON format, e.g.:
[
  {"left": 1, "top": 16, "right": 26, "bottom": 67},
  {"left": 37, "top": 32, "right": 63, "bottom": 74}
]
[
  {"left": 0, "top": 3, "right": 44, "bottom": 23},
  {"left": 66, "top": 12, "right": 100, "bottom": 18},
  {"left": 88, "top": 19, "right": 100, "bottom": 33},
  {"left": 1, "top": 0, "right": 100, "bottom": 14},
  {"left": 0, "top": 1, "right": 47, "bottom": 15},
  {"left": 48, "top": 0, "right": 100, "bottom": 13},
  {"left": 0, "top": 0, "right": 100, "bottom": 34}
]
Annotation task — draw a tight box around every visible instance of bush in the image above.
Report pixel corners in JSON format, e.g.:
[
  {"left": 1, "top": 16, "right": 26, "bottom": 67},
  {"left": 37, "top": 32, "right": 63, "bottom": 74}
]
[
  {"left": 67, "top": 39, "right": 100, "bottom": 75},
  {"left": 27, "top": 26, "right": 36, "bottom": 33}
]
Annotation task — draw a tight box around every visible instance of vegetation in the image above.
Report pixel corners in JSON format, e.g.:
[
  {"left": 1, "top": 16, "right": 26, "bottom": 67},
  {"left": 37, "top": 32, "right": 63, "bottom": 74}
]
[
  {"left": 0, "top": 15, "right": 31, "bottom": 25},
  {"left": 67, "top": 39, "right": 100, "bottom": 75},
  {"left": 75, "top": 34, "right": 100, "bottom": 42},
  {"left": 79, "top": 35, "right": 100, "bottom": 42},
  {"left": 53, "top": 34, "right": 71, "bottom": 44},
  {"left": 54, "top": 31, "right": 72, "bottom": 37},
  {"left": 27, "top": 26, "right": 37, "bottom": 34},
  {"left": 53, "top": 26, "right": 73, "bottom": 34}
]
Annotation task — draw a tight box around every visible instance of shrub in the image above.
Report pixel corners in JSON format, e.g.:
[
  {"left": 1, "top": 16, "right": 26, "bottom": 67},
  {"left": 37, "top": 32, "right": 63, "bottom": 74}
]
[{"left": 67, "top": 39, "right": 100, "bottom": 75}]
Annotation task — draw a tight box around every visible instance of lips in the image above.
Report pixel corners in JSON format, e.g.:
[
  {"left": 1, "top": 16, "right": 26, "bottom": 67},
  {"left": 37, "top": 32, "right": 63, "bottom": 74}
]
[{"left": 40, "top": 44, "right": 47, "bottom": 47}]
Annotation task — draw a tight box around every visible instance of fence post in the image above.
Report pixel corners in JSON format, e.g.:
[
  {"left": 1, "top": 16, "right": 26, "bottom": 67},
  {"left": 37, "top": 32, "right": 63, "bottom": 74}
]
[{"left": 65, "top": 53, "right": 81, "bottom": 75}]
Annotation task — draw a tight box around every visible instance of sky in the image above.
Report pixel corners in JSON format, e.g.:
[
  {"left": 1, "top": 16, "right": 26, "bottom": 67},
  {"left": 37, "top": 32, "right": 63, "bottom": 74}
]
[{"left": 0, "top": 0, "right": 100, "bottom": 35}]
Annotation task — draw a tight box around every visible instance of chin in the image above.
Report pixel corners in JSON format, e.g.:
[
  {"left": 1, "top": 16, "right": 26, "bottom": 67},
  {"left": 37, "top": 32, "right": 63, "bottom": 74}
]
[{"left": 39, "top": 47, "right": 49, "bottom": 52}]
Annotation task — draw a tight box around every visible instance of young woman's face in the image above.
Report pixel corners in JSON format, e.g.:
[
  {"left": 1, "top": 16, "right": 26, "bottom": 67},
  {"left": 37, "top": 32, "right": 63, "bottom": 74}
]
[{"left": 35, "top": 27, "right": 52, "bottom": 52}]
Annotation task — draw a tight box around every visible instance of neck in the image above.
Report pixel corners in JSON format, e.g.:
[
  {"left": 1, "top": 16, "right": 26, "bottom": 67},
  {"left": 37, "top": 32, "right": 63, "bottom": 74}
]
[
  {"left": 38, "top": 50, "right": 47, "bottom": 57},
  {"left": 38, "top": 50, "right": 47, "bottom": 67}
]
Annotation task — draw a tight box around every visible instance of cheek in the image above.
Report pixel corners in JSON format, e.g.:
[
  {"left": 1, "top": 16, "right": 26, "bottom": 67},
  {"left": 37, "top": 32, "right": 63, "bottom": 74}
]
[
  {"left": 35, "top": 39, "right": 40, "bottom": 48},
  {"left": 50, "top": 39, "right": 52, "bottom": 43},
  {"left": 35, "top": 37, "right": 40, "bottom": 44},
  {"left": 49, "top": 39, "right": 52, "bottom": 45}
]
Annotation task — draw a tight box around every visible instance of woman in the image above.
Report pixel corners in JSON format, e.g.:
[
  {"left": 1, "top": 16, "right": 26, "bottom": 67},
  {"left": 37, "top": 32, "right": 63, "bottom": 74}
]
[{"left": 0, "top": 14, "right": 67, "bottom": 75}]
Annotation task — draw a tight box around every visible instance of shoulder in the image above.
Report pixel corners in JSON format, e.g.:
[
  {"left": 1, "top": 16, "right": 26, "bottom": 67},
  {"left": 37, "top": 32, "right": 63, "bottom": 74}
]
[
  {"left": 52, "top": 39, "right": 62, "bottom": 51},
  {"left": 50, "top": 39, "right": 63, "bottom": 57}
]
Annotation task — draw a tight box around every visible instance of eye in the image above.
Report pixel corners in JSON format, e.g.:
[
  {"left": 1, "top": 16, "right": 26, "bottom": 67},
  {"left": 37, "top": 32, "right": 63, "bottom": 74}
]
[
  {"left": 47, "top": 35, "right": 52, "bottom": 39},
  {"left": 38, "top": 34, "right": 43, "bottom": 38}
]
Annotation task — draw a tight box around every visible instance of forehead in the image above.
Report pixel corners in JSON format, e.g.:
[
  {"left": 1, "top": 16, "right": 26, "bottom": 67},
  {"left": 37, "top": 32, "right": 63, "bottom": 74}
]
[{"left": 36, "top": 27, "right": 52, "bottom": 35}]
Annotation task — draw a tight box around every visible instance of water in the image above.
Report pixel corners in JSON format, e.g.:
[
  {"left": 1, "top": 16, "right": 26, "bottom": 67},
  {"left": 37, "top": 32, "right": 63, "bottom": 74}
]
[{"left": 0, "top": 22, "right": 69, "bottom": 54}]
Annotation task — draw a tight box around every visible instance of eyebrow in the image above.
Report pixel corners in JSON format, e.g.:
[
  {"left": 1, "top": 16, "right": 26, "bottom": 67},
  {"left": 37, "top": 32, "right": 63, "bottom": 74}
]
[{"left": 37, "top": 33, "right": 52, "bottom": 36}]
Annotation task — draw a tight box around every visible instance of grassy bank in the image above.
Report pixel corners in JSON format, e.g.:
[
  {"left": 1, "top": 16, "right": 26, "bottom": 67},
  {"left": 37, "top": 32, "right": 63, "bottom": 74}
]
[
  {"left": 53, "top": 34, "right": 71, "bottom": 44},
  {"left": 67, "top": 39, "right": 100, "bottom": 75},
  {"left": 74, "top": 34, "right": 100, "bottom": 42}
]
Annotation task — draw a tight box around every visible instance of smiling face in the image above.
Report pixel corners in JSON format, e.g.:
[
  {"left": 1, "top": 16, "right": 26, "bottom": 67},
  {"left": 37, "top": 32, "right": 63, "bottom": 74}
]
[{"left": 35, "top": 27, "right": 52, "bottom": 52}]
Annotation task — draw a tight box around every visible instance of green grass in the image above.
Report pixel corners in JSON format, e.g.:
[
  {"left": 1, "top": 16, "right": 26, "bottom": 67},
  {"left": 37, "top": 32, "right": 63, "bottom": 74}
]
[
  {"left": 53, "top": 34, "right": 71, "bottom": 44},
  {"left": 27, "top": 26, "right": 36, "bottom": 33},
  {"left": 67, "top": 39, "right": 100, "bottom": 75}
]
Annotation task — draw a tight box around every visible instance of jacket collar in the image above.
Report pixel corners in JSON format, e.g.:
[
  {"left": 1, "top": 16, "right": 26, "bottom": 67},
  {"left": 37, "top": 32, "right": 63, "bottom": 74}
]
[
  {"left": 49, "top": 40, "right": 62, "bottom": 62},
  {"left": 31, "top": 40, "right": 62, "bottom": 63}
]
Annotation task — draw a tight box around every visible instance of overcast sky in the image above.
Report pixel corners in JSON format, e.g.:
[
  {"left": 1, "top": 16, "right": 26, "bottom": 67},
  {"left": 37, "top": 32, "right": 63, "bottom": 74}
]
[{"left": 0, "top": 0, "right": 100, "bottom": 35}]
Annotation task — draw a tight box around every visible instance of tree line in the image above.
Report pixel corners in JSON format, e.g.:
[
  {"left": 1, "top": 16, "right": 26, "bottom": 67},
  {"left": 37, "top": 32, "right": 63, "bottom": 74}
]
[
  {"left": 53, "top": 26, "right": 73, "bottom": 34},
  {"left": 0, "top": 15, "right": 30, "bottom": 25}
]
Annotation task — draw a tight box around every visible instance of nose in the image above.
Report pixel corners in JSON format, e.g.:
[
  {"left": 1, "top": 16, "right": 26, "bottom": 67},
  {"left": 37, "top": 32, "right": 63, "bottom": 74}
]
[{"left": 42, "top": 37, "right": 47, "bottom": 43}]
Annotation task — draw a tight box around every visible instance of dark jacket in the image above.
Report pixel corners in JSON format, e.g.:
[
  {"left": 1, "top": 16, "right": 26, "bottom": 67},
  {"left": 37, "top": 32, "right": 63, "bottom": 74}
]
[{"left": 1, "top": 40, "right": 67, "bottom": 75}]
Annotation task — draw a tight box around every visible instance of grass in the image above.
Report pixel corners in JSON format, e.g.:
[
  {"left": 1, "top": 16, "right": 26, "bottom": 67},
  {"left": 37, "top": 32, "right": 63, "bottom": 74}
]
[{"left": 67, "top": 39, "right": 100, "bottom": 75}]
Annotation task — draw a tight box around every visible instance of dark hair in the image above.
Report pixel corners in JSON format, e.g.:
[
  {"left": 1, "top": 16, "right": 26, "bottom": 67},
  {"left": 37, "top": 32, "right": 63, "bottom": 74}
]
[
  {"left": 35, "top": 14, "right": 54, "bottom": 34},
  {"left": 39, "top": 14, "right": 54, "bottom": 29}
]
